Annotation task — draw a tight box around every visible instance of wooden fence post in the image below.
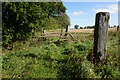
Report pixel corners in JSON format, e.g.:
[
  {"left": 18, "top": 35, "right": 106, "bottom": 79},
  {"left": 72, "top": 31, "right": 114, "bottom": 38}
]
[
  {"left": 41, "top": 27, "right": 45, "bottom": 36},
  {"left": 65, "top": 25, "right": 70, "bottom": 36},
  {"left": 66, "top": 25, "right": 69, "bottom": 33},
  {"left": 93, "top": 12, "right": 110, "bottom": 63},
  {"left": 117, "top": 25, "right": 119, "bottom": 31},
  {"left": 60, "top": 26, "right": 64, "bottom": 37}
]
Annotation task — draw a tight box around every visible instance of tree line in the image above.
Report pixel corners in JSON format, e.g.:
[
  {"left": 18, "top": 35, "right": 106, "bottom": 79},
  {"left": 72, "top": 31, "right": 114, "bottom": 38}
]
[
  {"left": 74, "top": 25, "right": 95, "bottom": 29},
  {"left": 2, "top": 2, "right": 70, "bottom": 48},
  {"left": 74, "top": 24, "right": 119, "bottom": 29}
]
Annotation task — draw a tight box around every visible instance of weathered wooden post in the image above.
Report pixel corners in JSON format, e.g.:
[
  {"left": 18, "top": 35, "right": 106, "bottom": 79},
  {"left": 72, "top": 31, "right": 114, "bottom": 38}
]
[
  {"left": 118, "top": 2, "right": 120, "bottom": 66},
  {"left": 60, "top": 26, "right": 64, "bottom": 37},
  {"left": 41, "top": 27, "right": 45, "bottom": 36},
  {"left": 66, "top": 25, "right": 70, "bottom": 33},
  {"left": 40, "top": 27, "right": 46, "bottom": 40},
  {"left": 93, "top": 12, "right": 110, "bottom": 63},
  {"left": 65, "top": 25, "right": 70, "bottom": 36},
  {"left": 41, "top": 27, "right": 43, "bottom": 36},
  {"left": 117, "top": 25, "right": 119, "bottom": 31}
]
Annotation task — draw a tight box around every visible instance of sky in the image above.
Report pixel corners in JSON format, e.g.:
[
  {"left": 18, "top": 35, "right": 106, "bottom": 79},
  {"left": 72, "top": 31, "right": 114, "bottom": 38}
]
[
  {"left": 63, "top": 2, "right": 118, "bottom": 28},
  {"left": 62, "top": 0, "right": 120, "bottom": 2}
]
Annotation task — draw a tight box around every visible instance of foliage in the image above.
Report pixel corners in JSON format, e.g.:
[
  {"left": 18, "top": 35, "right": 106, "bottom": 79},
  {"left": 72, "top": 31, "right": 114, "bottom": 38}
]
[
  {"left": 80, "top": 27, "right": 83, "bottom": 29},
  {"left": 2, "top": 2, "right": 68, "bottom": 48},
  {"left": 74, "top": 24, "right": 79, "bottom": 29},
  {"left": 108, "top": 31, "right": 118, "bottom": 38},
  {"left": 57, "top": 13, "right": 70, "bottom": 28}
]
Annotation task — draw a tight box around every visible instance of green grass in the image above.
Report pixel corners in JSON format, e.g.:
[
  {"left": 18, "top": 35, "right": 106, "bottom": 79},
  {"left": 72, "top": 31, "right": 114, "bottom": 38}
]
[{"left": 2, "top": 31, "right": 120, "bottom": 79}]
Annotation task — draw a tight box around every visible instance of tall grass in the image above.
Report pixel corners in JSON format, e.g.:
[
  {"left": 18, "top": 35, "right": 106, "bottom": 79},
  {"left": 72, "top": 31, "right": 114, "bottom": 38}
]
[{"left": 2, "top": 31, "right": 120, "bottom": 79}]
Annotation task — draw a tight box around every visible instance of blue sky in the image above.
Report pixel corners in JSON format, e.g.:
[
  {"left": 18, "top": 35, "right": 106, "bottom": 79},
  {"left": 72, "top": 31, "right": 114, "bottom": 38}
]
[{"left": 63, "top": 2, "right": 118, "bottom": 28}]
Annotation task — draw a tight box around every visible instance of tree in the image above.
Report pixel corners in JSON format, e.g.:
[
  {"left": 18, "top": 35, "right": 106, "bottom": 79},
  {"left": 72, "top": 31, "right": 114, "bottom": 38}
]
[
  {"left": 57, "top": 13, "right": 70, "bottom": 28},
  {"left": 80, "top": 27, "right": 83, "bottom": 29},
  {"left": 2, "top": 2, "right": 67, "bottom": 47},
  {"left": 114, "top": 25, "right": 116, "bottom": 27},
  {"left": 74, "top": 25, "right": 79, "bottom": 29},
  {"left": 84, "top": 26, "right": 87, "bottom": 29}
]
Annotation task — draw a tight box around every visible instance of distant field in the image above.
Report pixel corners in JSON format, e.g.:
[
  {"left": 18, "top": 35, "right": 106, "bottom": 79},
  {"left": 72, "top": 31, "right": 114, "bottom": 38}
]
[
  {"left": 42, "top": 27, "right": 117, "bottom": 38},
  {"left": 69, "top": 29, "right": 94, "bottom": 33},
  {"left": 69, "top": 27, "right": 117, "bottom": 33},
  {"left": 45, "top": 27, "right": 117, "bottom": 34},
  {"left": 108, "top": 27, "right": 117, "bottom": 31}
]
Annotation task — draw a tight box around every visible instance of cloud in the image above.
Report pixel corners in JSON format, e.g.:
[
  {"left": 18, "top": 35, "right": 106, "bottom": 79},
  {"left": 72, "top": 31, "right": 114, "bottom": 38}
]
[
  {"left": 71, "top": 11, "right": 85, "bottom": 16},
  {"left": 93, "top": 9, "right": 111, "bottom": 13},
  {"left": 93, "top": 4, "right": 118, "bottom": 14}
]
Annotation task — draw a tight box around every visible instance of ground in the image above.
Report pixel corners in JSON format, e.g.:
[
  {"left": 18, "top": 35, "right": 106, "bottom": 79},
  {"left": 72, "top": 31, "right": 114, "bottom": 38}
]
[{"left": 2, "top": 27, "right": 120, "bottom": 79}]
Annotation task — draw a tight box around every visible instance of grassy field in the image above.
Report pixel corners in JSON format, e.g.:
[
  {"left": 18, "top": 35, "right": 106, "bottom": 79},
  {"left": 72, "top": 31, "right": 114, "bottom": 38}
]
[
  {"left": 2, "top": 28, "right": 120, "bottom": 79},
  {"left": 69, "top": 27, "right": 117, "bottom": 33}
]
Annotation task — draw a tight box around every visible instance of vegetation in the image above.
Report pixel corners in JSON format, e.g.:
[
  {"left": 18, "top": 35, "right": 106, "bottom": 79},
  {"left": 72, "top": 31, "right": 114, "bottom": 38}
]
[
  {"left": 2, "top": 2, "right": 119, "bottom": 79},
  {"left": 74, "top": 25, "right": 95, "bottom": 29},
  {"left": 74, "top": 24, "right": 79, "bottom": 29},
  {"left": 80, "top": 27, "right": 83, "bottom": 29},
  {"left": 2, "top": 30, "right": 120, "bottom": 79},
  {"left": 2, "top": 2, "right": 70, "bottom": 48}
]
